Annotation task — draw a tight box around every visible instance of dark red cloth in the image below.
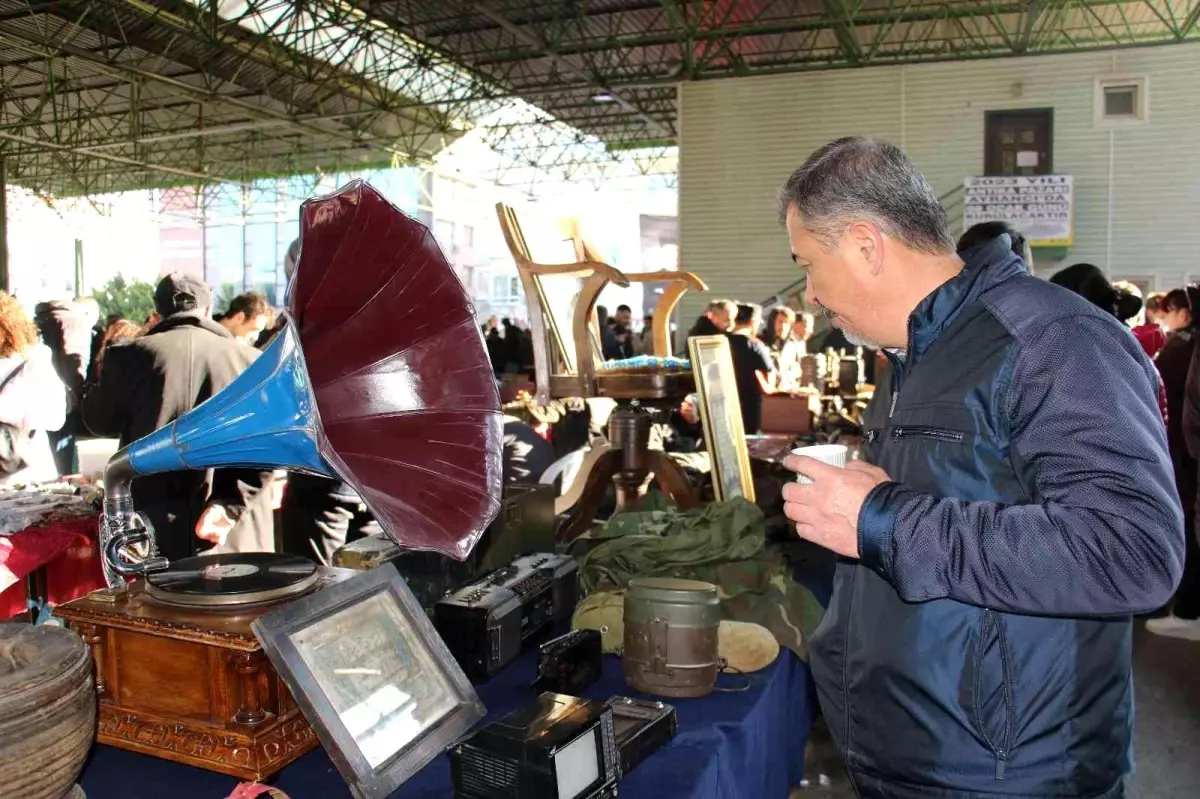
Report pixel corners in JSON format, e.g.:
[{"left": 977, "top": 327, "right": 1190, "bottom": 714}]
[
  {"left": 0, "top": 514, "right": 105, "bottom": 619},
  {"left": 1133, "top": 323, "right": 1168, "bottom": 359}
]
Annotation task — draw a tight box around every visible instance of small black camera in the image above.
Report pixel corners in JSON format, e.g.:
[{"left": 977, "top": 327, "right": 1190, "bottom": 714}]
[{"left": 533, "top": 628, "right": 603, "bottom": 695}]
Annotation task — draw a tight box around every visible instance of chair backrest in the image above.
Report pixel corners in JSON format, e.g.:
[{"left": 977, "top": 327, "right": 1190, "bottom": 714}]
[
  {"left": 570, "top": 233, "right": 709, "bottom": 358},
  {"left": 496, "top": 203, "right": 628, "bottom": 402}
]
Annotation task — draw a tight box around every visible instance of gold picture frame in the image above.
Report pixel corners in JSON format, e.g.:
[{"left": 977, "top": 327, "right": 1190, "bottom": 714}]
[{"left": 687, "top": 335, "right": 755, "bottom": 503}]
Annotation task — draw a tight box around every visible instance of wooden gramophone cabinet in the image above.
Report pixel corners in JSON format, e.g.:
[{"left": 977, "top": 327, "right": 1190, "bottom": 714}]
[{"left": 54, "top": 580, "right": 335, "bottom": 781}]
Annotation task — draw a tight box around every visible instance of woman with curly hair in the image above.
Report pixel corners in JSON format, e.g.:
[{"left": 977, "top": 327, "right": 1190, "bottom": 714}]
[
  {"left": 0, "top": 292, "right": 67, "bottom": 485},
  {"left": 88, "top": 317, "right": 143, "bottom": 381}
]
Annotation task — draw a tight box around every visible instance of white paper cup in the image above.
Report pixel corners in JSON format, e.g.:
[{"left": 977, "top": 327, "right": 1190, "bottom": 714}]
[{"left": 790, "top": 444, "right": 849, "bottom": 484}]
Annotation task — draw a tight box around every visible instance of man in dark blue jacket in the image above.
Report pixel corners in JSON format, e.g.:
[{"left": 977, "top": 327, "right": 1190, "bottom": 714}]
[{"left": 779, "top": 137, "right": 1183, "bottom": 798}]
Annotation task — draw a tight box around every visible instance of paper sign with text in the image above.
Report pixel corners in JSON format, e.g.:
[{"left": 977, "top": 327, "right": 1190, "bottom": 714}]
[{"left": 963, "top": 174, "right": 1074, "bottom": 246}]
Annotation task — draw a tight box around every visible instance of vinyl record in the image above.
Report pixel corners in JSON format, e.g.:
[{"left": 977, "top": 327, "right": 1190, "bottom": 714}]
[{"left": 145, "top": 552, "right": 319, "bottom": 608}]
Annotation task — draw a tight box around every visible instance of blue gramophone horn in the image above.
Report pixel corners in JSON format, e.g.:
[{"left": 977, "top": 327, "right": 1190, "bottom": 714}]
[
  {"left": 99, "top": 321, "right": 331, "bottom": 589},
  {"left": 127, "top": 322, "right": 326, "bottom": 478}
]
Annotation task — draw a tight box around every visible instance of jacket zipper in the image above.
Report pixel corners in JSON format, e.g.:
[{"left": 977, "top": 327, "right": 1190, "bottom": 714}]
[
  {"left": 886, "top": 313, "right": 919, "bottom": 419},
  {"left": 977, "top": 608, "right": 1014, "bottom": 781},
  {"left": 891, "top": 426, "right": 965, "bottom": 443}
]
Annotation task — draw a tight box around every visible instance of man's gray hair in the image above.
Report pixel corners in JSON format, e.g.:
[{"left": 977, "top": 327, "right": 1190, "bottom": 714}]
[
  {"left": 704, "top": 298, "right": 736, "bottom": 314},
  {"left": 778, "top": 137, "right": 954, "bottom": 255}
]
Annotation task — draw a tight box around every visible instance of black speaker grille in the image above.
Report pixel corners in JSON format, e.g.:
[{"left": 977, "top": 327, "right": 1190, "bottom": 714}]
[{"left": 456, "top": 750, "right": 519, "bottom": 797}]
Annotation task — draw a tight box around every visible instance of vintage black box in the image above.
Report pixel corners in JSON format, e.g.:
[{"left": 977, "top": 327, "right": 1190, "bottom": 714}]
[
  {"left": 451, "top": 692, "right": 619, "bottom": 799},
  {"left": 433, "top": 552, "right": 578, "bottom": 682}
]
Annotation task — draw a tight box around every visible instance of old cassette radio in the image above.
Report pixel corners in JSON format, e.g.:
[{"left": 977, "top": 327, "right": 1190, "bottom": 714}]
[
  {"left": 450, "top": 692, "right": 619, "bottom": 799},
  {"left": 434, "top": 552, "right": 578, "bottom": 682}
]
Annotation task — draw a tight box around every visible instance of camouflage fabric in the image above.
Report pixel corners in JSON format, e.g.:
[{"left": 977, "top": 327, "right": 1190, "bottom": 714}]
[
  {"left": 571, "top": 589, "right": 626, "bottom": 654},
  {"left": 577, "top": 497, "right": 823, "bottom": 659}
]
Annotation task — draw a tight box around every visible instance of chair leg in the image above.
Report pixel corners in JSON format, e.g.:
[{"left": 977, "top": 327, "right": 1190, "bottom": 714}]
[
  {"left": 557, "top": 450, "right": 621, "bottom": 543},
  {"left": 648, "top": 451, "right": 698, "bottom": 510}
]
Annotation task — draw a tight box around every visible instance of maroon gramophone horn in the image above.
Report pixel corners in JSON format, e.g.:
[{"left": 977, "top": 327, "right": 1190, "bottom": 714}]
[{"left": 289, "top": 181, "right": 504, "bottom": 559}]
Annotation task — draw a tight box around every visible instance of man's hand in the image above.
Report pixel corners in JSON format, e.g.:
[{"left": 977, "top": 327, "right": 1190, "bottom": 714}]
[
  {"left": 781, "top": 456, "right": 891, "bottom": 558},
  {"left": 195, "top": 503, "right": 236, "bottom": 547}
]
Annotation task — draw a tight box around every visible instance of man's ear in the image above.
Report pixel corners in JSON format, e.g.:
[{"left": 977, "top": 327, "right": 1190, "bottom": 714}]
[{"left": 847, "top": 220, "right": 885, "bottom": 275}]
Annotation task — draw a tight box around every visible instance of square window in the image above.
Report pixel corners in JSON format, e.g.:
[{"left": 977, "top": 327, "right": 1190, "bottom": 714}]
[
  {"left": 1094, "top": 77, "right": 1148, "bottom": 127},
  {"left": 1104, "top": 86, "right": 1137, "bottom": 117}
]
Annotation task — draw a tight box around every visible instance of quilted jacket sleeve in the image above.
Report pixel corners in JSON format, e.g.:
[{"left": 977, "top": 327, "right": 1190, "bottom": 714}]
[{"left": 859, "top": 314, "right": 1184, "bottom": 617}]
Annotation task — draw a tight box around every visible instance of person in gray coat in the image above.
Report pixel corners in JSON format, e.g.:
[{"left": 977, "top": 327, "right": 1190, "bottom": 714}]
[{"left": 82, "top": 273, "right": 259, "bottom": 562}]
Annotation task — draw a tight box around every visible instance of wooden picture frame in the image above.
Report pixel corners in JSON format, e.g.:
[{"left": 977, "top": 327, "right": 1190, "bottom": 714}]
[
  {"left": 687, "top": 335, "right": 755, "bottom": 503},
  {"left": 251, "top": 566, "right": 485, "bottom": 799}
]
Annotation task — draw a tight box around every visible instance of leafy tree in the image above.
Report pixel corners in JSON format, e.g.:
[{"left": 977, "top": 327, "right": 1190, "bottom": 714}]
[
  {"left": 215, "top": 283, "right": 240, "bottom": 315},
  {"left": 93, "top": 276, "right": 156, "bottom": 324}
]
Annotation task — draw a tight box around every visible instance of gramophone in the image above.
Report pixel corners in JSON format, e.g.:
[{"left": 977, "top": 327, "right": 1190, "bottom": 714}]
[{"left": 54, "top": 180, "right": 503, "bottom": 780}]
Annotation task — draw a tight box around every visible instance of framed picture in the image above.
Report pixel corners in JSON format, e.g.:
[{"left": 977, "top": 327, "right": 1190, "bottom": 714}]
[
  {"left": 251, "top": 566, "right": 485, "bottom": 799},
  {"left": 687, "top": 335, "right": 755, "bottom": 502}
]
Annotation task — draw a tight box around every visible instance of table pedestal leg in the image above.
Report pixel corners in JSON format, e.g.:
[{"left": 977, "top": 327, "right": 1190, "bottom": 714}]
[{"left": 558, "top": 403, "right": 698, "bottom": 542}]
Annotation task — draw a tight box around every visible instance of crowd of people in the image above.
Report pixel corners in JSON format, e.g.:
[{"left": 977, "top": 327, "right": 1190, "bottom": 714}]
[
  {"left": 1009, "top": 261, "right": 1200, "bottom": 643},
  {"left": 680, "top": 297, "right": 841, "bottom": 435},
  {"left": 0, "top": 272, "right": 388, "bottom": 568},
  {"left": 479, "top": 303, "right": 660, "bottom": 376}
]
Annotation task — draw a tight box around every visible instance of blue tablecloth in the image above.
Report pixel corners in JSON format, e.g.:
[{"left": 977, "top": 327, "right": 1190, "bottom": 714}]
[{"left": 80, "top": 647, "right": 814, "bottom": 799}]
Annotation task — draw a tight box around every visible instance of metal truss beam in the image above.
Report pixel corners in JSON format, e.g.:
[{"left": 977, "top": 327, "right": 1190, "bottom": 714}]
[
  {"left": 822, "top": 0, "right": 864, "bottom": 66},
  {"left": 1183, "top": 1, "right": 1200, "bottom": 36},
  {"left": 84, "top": 0, "right": 444, "bottom": 135},
  {"left": 0, "top": 129, "right": 237, "bottom": 185},
  {"left": 2, "top": 0, "right": 1199, "bottom": 195},
  {"left": 0, "top": 10, "right": 410, "bottom": 159},
  {"left": 441, "top": 0, "right": 670, "bottom": 139}
]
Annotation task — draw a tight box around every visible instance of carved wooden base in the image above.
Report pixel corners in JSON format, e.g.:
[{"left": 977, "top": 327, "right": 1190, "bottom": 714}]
[
  {"left": 54, "top": 572, "right": 349, "bottom": 781},
  {"left": 96, "top": 703, "right": 315, "bottom": 780}
]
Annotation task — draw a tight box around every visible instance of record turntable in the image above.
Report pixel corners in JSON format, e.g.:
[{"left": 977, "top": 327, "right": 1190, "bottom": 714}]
[
  {"left": 55, "top": 553, "right": 352, "bottom": 781},
  {"left": 144, "top": 552, "right": 320, "bottom": 607}
]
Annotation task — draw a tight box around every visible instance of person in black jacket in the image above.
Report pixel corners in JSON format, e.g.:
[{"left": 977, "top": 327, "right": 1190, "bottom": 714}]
[
  {"left": 687, "top": 299, "right": 735, "bottom": 338},
  {"left": 726, "top": 303, "right": 773, "bottom": 434},
  {"left": 957, "top": 220, "right": 1032, "bottom": 270},
  {"left": 82, "top": 273, "right": 260, "bottom": 562},
  {"left": 33, "top": 298, "right": 100, "bottom": 475},
  {"left": 778, "top": 137, "right": 1181, "bottom": 798},
  {"left": 1149, "top": 286, "right": 1200, "bottom": 639}
]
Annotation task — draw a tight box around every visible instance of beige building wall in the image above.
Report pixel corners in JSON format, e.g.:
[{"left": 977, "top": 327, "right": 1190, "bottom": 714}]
[{"left": 678, "top": 42, "right": 1200, "bottom": 325}]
